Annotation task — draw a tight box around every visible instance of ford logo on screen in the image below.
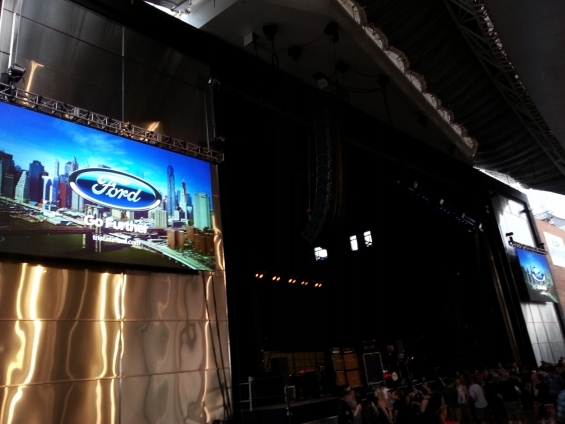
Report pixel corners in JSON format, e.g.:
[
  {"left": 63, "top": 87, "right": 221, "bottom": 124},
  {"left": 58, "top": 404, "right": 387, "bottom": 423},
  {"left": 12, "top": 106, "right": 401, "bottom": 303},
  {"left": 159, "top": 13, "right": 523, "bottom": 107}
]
[{"left": 69, "top": 168, "right": 162, "bottom": 211}]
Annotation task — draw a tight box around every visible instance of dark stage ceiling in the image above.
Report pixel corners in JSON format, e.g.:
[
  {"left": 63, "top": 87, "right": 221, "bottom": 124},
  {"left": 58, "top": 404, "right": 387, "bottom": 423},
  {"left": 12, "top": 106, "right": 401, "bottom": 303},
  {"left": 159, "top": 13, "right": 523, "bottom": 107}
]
[{"left": 135, "top": 0, "right": 565, "bottom": 195}]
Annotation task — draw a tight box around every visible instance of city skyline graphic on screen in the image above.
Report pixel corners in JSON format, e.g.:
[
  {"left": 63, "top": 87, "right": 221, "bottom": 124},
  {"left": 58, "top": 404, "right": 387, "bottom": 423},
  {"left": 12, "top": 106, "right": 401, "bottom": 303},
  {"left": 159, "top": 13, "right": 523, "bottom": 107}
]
[{"left": 0, "top": 101, "right": 216, "bottom": 271}]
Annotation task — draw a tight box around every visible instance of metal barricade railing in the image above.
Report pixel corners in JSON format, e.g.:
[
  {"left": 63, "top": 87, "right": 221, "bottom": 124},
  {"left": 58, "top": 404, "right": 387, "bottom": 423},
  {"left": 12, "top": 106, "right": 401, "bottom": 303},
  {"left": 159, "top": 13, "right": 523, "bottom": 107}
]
[{"left": 235, "top": 374, "right": 293, "bottom": 412}]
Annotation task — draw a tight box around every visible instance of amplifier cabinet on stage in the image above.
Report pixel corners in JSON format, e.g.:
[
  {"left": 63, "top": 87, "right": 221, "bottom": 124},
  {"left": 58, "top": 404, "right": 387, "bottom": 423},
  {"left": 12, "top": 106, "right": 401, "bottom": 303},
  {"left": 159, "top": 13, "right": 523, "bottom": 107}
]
[
  {"left": 344, "top": 352, "right": 358, "bottom": 370},
  {"left": 363, "top": 352, "right": 384, "bottom": 386},
  {"left": 336, "top": 370, "right": 347, "bottom": 386},
  {"left": 335, "top": 370, "right": 362, "bottom": 387},
  {"left": 333, "top": 348, "right": 362, "bottom": 388},
  {"left": 332, "top": 352, "right": 345, "bottom": 371},
  {"left": 346, "top": 370, "right": 361, "bottom": 387}
]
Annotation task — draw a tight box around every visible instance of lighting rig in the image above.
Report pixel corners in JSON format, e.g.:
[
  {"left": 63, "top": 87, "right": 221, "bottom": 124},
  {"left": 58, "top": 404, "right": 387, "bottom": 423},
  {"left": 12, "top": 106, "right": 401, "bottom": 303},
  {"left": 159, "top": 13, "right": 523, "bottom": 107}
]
[
  {"left": 505, "top": 232, "right": 547, "bottom": 255},
  {"left": 392, "top": 176, "right": 483, "bottom": 233},
  {"left": 0, "top": 77, "right": 224, "bottom": 164},
  {"left": 254, "top": 272, "right": 323, "bottom": 288},
  {"left": 0, "top": 63, "right": 26, "bottom": 86}
]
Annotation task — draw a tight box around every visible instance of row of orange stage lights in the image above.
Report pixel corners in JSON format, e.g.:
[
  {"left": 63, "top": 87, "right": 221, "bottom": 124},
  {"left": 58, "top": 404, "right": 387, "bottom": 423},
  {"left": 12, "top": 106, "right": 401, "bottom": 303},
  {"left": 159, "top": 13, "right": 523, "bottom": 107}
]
[{"left": 254, "top": 273, "right": 323, "bottom": 288}]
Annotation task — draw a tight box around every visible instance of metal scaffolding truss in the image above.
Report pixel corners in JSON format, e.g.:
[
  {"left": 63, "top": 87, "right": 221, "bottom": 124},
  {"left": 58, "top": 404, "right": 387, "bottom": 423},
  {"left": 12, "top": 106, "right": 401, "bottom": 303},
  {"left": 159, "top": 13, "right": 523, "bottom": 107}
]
[
  {"left": 444, "top": 0, "right": 565, "bottom": 175},
  {"left": 0, "top": 84, "right": 224, "bottom": 164}
]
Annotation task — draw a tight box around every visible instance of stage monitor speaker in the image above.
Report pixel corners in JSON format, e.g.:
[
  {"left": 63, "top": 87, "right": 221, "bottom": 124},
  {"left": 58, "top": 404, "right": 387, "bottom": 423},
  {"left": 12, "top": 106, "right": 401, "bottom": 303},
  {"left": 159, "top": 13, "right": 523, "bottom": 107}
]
[{"left": 363, "top": 352, "right": 384, "bottom": 386}]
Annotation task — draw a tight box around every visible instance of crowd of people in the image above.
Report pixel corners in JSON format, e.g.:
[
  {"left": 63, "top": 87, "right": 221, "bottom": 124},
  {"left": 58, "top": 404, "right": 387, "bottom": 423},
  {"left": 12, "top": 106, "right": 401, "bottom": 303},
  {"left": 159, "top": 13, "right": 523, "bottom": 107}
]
[{"left": 337, "top": 360, "right": 565, "bottom": 424}]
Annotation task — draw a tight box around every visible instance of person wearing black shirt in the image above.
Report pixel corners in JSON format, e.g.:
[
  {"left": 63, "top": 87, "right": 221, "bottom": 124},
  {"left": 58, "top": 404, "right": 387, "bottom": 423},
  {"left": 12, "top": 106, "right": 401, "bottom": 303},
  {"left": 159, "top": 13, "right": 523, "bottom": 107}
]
[
  {"left": 338, "top": 388, "right": 362, "bottom": 424},
  {"left": 497, "top": 372, "right": 523, "bottom": 424}
]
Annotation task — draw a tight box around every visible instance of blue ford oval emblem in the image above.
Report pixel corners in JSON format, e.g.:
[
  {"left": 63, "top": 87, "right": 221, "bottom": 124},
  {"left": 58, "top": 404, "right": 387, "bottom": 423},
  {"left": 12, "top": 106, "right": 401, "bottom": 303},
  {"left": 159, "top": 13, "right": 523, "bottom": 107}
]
[{"left": 69, "top": 168, "right": 162, "bottom": 211}]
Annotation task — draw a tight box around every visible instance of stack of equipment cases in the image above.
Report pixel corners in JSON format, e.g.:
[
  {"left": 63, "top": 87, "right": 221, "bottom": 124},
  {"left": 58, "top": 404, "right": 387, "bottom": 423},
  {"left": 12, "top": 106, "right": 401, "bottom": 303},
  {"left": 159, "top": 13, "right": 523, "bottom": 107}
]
[{"left": 332, "top": 347, "right": 362, "bottom": 387}]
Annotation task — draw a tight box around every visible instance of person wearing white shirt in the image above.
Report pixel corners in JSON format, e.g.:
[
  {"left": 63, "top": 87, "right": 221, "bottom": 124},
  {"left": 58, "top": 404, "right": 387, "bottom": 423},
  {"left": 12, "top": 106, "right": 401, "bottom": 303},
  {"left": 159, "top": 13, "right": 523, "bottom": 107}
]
[{"left": 468, "top": 376, "right": 489, "bottom": 424}]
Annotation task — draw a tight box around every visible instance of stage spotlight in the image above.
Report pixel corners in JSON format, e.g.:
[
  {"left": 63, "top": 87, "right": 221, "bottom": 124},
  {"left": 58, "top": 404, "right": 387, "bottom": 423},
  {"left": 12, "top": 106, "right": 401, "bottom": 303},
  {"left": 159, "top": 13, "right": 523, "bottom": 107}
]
[
  {"left": 335, "top": 60, "right": 349, "bottom": 74},
  {"left": 324, "top": 21, "right": 339, "bottom": 42},
  {"left": 288, "top": 45, "right": 301, "bottom": 62},
  {"left": 301, "top": 281, "right": 309, "bottom": 286},
  {"left": 364, "top": 231, "right": 373, "bottom": 247},
  {"left": 350, "top": 235, "right": 358, "bottom": 251},
  {"left": 288, "top": 278, "right": 296, "bottom": 284},
  {"left": 255, "top": 272, "right": 264, "bottom": 279},
  {"left": 312, "top": 72, "right": 328, "bottom": 90},
  {"left": 263, "top": 24, "right": 277, "bottom": 41},
  {"left": 208, "top": 68, "right": 220, "bottom": 86},
  {"left": 7, "top": 63, "right": 26, "bottom": 83},
  {"left": 377, "top": 75, "right": 390, "bottom": 88},
  {"left": 314, "top": 246, "right": 328, "bottom": 261},
  {"left": 272, "top": 275, "right": 281, "bottom": 281}
]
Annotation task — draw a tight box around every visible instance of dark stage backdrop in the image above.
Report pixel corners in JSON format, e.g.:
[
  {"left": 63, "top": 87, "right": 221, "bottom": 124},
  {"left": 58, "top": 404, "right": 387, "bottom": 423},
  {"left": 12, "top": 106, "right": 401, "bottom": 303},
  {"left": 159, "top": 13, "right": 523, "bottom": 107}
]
[{"left": 219, "top": 84, "right": 512, "bottom": 383}]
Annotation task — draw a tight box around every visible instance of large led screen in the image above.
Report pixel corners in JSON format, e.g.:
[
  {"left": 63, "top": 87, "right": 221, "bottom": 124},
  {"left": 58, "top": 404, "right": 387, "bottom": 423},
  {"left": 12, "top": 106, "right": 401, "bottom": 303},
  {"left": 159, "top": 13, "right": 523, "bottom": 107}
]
[
  {"left": 0, "top": 101, "right": 216, "bottom": 271},
  {"left": 515, "top": 247, "right": 558, "bottom": 303}
]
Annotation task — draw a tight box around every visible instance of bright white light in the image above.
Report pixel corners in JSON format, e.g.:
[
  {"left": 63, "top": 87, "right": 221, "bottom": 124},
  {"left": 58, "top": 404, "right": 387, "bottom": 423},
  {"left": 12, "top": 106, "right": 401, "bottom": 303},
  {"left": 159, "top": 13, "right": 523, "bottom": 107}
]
[
  {"left": 314, "top": 247, "right": 328, "bottom": 260},
  {"left": 364, "top": 231, "right": 373, "bottom": 247},
  {"left": 350, "top": 235, "right": 358, "bottom": 251}
]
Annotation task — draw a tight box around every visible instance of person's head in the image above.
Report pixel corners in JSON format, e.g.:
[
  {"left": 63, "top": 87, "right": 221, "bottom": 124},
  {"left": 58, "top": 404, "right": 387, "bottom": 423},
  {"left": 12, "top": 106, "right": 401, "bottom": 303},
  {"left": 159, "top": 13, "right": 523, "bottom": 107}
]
[
  {"left": 428, "top": 381, "right": 440, "bottom": 392},
  {"left": 374, "top": 387, "right": 387, "bottom": 402},
  {"left": 340, "top": 387, "right": 353, "bottom": 399},
  {"left": 443, "top": 377, "right": 453, "bottom": 386},
  {"left": 341, "top": 388, "right": 357, "bottom": 407}
]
